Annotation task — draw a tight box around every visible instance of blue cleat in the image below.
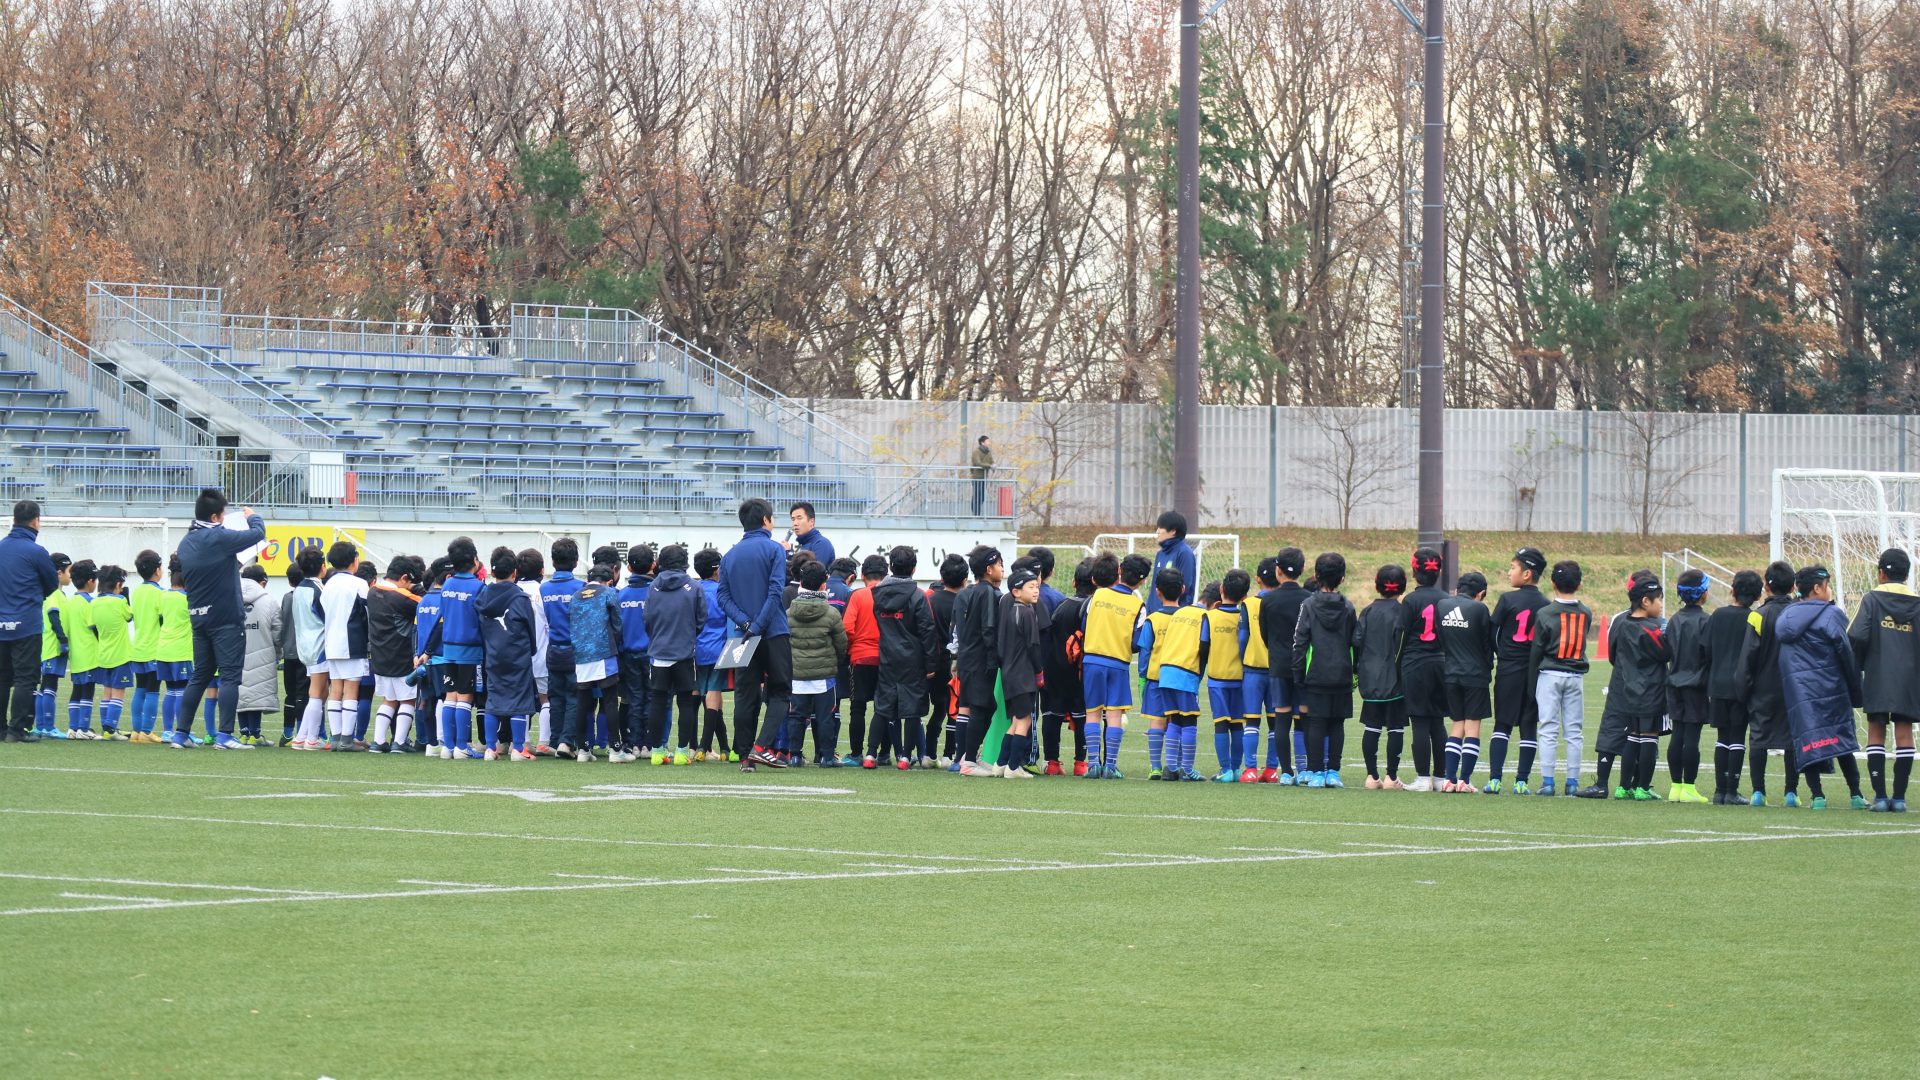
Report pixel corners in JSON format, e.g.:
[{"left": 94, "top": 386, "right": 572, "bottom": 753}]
[
  {"left": 1278, "top": 771, "right": 1297, "bottom": 786},
  {"left": 1870, "top": 796, "right": 1891, "bottom": 812},
  {"left": 1305, "top": 772, "right": 1327, "bottom": 789},
  {"left": 211, "top": 732, "right": 254, "bottom": 751},
  {"left": 1482, "top": 778, "right": 1503, "bottom": 795},
  {"left": 1325, "top": 772, "right": 1345, "bottom": 789},
  {"left": 1891, "top": 799, "right": 1908, "bottom": 812},
  {"left": 167, "top": 731, "right": 197, "bottom": 750},
  {"left": 1784, "top": 791, "right": 1800, "bottom": 808},
  {"left": 1212, "top": 770, "right": 1237, "bottom": 783},
  {"left": 1539, "top": 777, "right": 1557, "bottom": 796},
  {"left": 1750, "top": 791, "right": 1768, "bottom": 807}
]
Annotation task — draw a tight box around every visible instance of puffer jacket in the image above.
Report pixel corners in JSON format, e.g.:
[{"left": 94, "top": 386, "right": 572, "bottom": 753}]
[
  {"left": 872, "top": 577, "right": 937, "bottom": 686},
  {"left": 239, "top": 578, "right": 283, "bottom": 713},
  {"left": 788, "top": 591, "right": 847, "bottom": 682},
  {"left": 1292, "top": 589, "right": 1357, "bottom": 690},
  {"left": 642, "top": 569, "right": 705, "bottom": 664},
  {"left": 289, "top": 578, "right": 325, "bottom": 667},
  {"left": 1777, "top": 598, "right": 1863, "bottom": 770},
  {"left": 476, "top": 580, "right": 539, "bottom": 718}
]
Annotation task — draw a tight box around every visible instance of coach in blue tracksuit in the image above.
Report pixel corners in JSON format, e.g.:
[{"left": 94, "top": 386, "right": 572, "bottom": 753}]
[
  {"left": 719, "top": 498, "right": 791, "bottom": 769},
  {"left": 174, "top": 489, "right": 266, "bottom": 746},
  {"left": 0, "top": 500, "right": 60, "bottom": 741}
]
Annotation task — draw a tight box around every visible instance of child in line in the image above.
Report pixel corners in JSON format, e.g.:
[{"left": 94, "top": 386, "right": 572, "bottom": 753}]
[
  {"left": 1530, "top": 560, "right": 1592, "bottom": 796},
  {"left": 1237, "top": 560, "right": 1275, "bottom": 782},
  {"left": 787, "top": 559, "right": 849, "bottom": 764},
  {"left": 1484, "top": 547, "right": 1550, "bottom": 794},
  {"left": 926, "top": 554, "right": 967, "bottom": 766},
  {"left": 237, "top": 564, "right": 281, "bottom": 746},
  {"left": 433, "top": 538, "right": 487, "bottom": 760},
  {"left": 541, "top": 539, "right": 586, "bottom": 760},
  {"left": 1294, "top": 553, "right": 1357, "bottom": 788},
  {"left": 1078, "top": 553, "right": 1145, "bottom": 779},
  {"left": 871, "top": 546, "right": 939, "bottom": 769},
  {"left": 1139, "top": 569, "right": 1203, "bottom": 781},
  {"left": 566, "top": 563, "right": 624, "bottom": 762},
  {"left": 516, "top": 548, "right": 551, "bottom": 754},
  {"left": 476, "top": 548, "right": 539, "bottom": 760},
  {"left": 1745, "top": 562, "right": 1798, "bottom": 805},
  {"left": 1776, "top": 565, "right": 1863, "bottom": 809},
  {"left": 1848, "top": 547, "right": 1919, "bottom": 812},
  {"left": 1435, "top": 571, "right": 1492, "bottom": 792},
  {"left": 354, "top": 562, "right": 380, "bottom": 742},
  {"left": 692, "top": 547, "right": 733, "bottom": 762},
  {"left": 319, "top": 541, "right": 370, "bottom": 752},
  {"left": 1592, "top": 576, "right": 1671, "bottom": 800},
  {"left": 411, "top": 557, "right": 452, "bottom": 755},
  {"left": 994, "top": 565, "right": 1045, "bottom": 777},
  {"left": 91, "top": 565, "right": 131, "bottom": 739},
  {"left": 157, "top": 555, "right": 197, "bottom": 741},
  {"left": 618, "top": 545, "right": 655, "bottom": 760},
  {"left": 128, "top": 549, "right": 165, "bottom": 741},
  {"left": 1204, "top": 572, "right": 1250, "bottom": 782},
  {"left": 1259, "top": 548, "right": 1309, "bottom": 782},
  {"left": 64, "top": 560, "right": 99, "bottom": 738},
  {"left": 369, "top": 556, "right": 423, "bottom": 753},
  {"left": 1041, "top": 559, "right": 1092, "bottom": 775},
  {"left": 1354, "top": 564, "right": 1408, "bottom": 789},
  {"left": 952, "top": 546, "right": 1004, "bottom": 777},
  {"left": 641, "top": 545, "right": 705, "bottom": 765},
  {"left": 1664, "top": 569, "right": 1713, "bottom": 802},
  {"left": 34, "top": 552, "right": 71, "bottom": 737},
  {"left": 1703, "top": 569, "right": 1760, "bottom": 803},
  {"left": 1399, "top": 548, "right": 1451, "bottom": 791},
  {"left": 842, "top": 554, "right": 886, "bottom": 766}
]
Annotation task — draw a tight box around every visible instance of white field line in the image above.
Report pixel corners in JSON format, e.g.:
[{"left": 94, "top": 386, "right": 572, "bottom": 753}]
[
  {"left": 1339, "top": 842, "right": 1448, "bottom": 852},
  {"left": 2, "top": 824, "right": 1915, "bottom": 919},
  {"left": 0, "top": 872, "right": 335, "bottom": 895},
  {"left": 61, "top": 893, "right": 174, "bottom": 904},
  {"left": 0, "top": 808, "right": 1069, "bottom": 866},
  {"left": 550, "top": 873, "right": 657, "bottom": 882},
  {"left": 398, "top": 879, "right": 507, "bottom": 889}
]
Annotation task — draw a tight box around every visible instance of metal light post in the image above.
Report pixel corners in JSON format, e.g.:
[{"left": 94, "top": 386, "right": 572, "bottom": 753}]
[
  {"left": 1172, "top": 0, "right": 1203, "bottom": 524},
  {"left": 1389, "top": 0, "right": 1447, "bottom": 552}
]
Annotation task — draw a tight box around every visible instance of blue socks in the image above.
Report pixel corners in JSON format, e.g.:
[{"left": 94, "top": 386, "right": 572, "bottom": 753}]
[
  {"left": 511, "top": 716, "right": 529, "bottom": 753},
  {"left": 1444, "top": 736, "right": 1462, "bottom": 782},
  {"left": 1179, "top": 723, "right": 1198, "bottom": 771},
  {"left": 1241, "top": 723, "right": 1261, "bottom": 772},
  {"left": 128, "top": 687, "right": 149, "bottom": 732},
  {"left": 1214, "top": 726, "right": 1232, "bottom": 771},
  {"left": 202, "top": 698, "right": 216, "bottom": 731},
  {"left": 34, "top": 688, "right": 54, "bottom": 731},
  {"left": 1085, "top": 718, "right": 1106, "bottom": 768},
  {"left": 1459, "top": 736, "right": 1481, "bottom": 784},
  {"left": 162, "top": 689, "right": 181, "bottom": 734},
  {"left": 482, "top": 711, "right": 500, "bottom": 750},
  {"left": 1103, "top": 723, "right": 1123, "bottom": 770},
  {"left": 67, "top": 698, "right": 91, "bottom": 732},
  {"left": 1147, "top": 726, "right": 1165, "bottom": 771},
  {"left": 100, "top": 699, "right": 122, "bottom": 733}
]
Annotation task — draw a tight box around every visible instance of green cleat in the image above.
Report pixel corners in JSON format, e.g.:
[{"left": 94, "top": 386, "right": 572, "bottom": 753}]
[
  {"left": 1850, "top": 794, "right": 1868, "bottom": 810},
  {"left": 1512, "top": 779, "right": 1530, "bottom": 795},
  {"left": 1481, "top": 778, "right": 1502, "bottom": 795},
  {"left": 1612, "top": 786, "right": 1630, "bottom": 800},
  {"left": 1106, "top": 766, "right": 1125, "bottom": 780},
  {"left": 1147, "top": 768, "right": 1163, "bottom": 781},
  {"left": 1810, "top": 795, "right": 1827, "bottom": 810},
  {"left": 1631, "top": 787, "right": 1656, "bottom": 801}
]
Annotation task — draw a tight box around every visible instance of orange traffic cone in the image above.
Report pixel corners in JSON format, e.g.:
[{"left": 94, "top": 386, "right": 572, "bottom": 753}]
[{"left": 1594, "top": 613, "right": 1611, "bottom": 661}]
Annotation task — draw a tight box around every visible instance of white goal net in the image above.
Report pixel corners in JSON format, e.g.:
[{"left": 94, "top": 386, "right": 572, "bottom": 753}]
[
  {"left": 1772, "top": 469, "right": 1920, "bottom": 610},
  {"left": 35, "top": 517, "right": 173, "bottom": 568},
  {"left": 1089, "top": 533, "right": 1244, "bottom": 592}
]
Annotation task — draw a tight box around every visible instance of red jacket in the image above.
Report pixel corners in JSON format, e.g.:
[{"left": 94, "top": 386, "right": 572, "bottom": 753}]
[{"left": 843, "top": 584, "right": 880, "bottom": 666}]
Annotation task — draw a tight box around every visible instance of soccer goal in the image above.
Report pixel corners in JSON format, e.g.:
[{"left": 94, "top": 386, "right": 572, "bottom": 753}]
[
  {"left": 1089, "top": 533, "right": 1244, "bottom": 591},
  {"left": 35, "top": 517, "right": 172, "bottom": 566},
  {"left": 1771, "top": 469, "right": 1920, "bottom": 609}
]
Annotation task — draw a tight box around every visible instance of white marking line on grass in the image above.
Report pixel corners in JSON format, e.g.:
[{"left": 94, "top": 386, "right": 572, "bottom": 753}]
[
  {"left": 707, "top": 868, "right": 816, "bottom": 877},
  {"left": 1226, "top": 846, "right": 1328, "bottom": 855},
  {"left": 0, "top": 872, "right": 335, "bottom": 896},
  {"left": 551, "top": 873, "right": 658, "bottom": 882},
  {"left": 844, "top": 862, "right": 948, "bottom": 870},
  {"left": 213, "top": 792, "right": 342, "bottom": 800},
  {"left": 398, "top": 879, "right": 508, "bottom": 890},
  {"left": 61, "top": 893, "right": 174, "bottom": 904},
  {"left": 3, "top": 825, "right": 1916, "bottom": 919},
  {"left": 0, "top": 809, "right": 1067, "bottom": 866},
  {"left": 1339, "top": 842, "right": 1447, "bottom": 852}
]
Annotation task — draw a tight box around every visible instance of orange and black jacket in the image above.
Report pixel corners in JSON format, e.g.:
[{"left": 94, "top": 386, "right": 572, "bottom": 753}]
[{"left": 1529, "top": 598, "right": 1592, "bottom": 678}]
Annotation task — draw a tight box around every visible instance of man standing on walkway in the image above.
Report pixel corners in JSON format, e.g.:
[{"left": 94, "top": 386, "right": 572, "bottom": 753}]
[
  {"left": 970, "top": 436, "right": 995, "bottom": 515},
  {"left": 0, "top": 500, "right": 59, "bottom": 741},
  {"left": 172, "top": 488, "right": 265, "bottom": 749}
]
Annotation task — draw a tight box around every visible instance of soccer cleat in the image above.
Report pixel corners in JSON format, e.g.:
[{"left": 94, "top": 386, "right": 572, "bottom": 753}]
[
  {"left": 674, "top": 750, "right": 692, "bottom": 766},
  {"left": 818, "top": 756, "right": 842, "bottom": 768},
  {"left": 1809, "top": 795, "right": 1827, "bottom": 810},
  {"left": 1482, "top": 779, "right": 1503, "bottom": 795},
  {"left": 1072, "top": 760, "right": 1089, "bottom": 777},
  {"left": 166, "top": 731, "right": 196, "bottom": 749},
  {"left": 1325, "top": 772, "right": 1345, "bottom": 789},
  {"left": 570, "top": 748, "right": 590, "bottom": 762},
  {"left": 1572, "top": 784, "right": 1608, "bottom": 799},
  {"left": 1891, "top": 799, "right": 1908, "bottom": 812},
  {"left": 1870, "top": 796, "right": 1891, "bottom": 812},
  {"left": 1213, "top": 770, "right": 1236, "bottom": 783},
  {"left": 1402, "top": 776, "right": 1430, "bottom": 791},
  {"left": 535, "top": 744, "right": 556, "bottom": 757},
  {"left": 650, "top": 748, "right": 668, "bottom": 766},
  {"left": 453, "top": 745, "right": 484, "bottom": 760},
  {"left": 1850, "top": 794, "right": 1867, "bottom": 810},
  {"left": 511, "top": 748, "right": 536, "bottom": 761},
  {"left": 1147, "top": 768, "right": 1163, "bottom": 781},
  {"left": 1305, "top": 772, "right": 1326, "bottom": 789},
  {"left": 747, "top": 748, "right": 786, "bottom": 769},
  {"left": 1001, "top": 763, "right": 1031, "bottom": 779},
  {"left": 1512, "top": 780, "right": 1531, "bottom": 795},
  {"left": 483, "top": 748, "right": 500, "bottom": 761},
  {"left": 862, "top": 755, "right": 877, "bottom": 770},
  {"left": 1259, "top": 767, "right": 1279, "bottom": 783},
  {"left": 1750, "top": 791, "right": 1768, "bottom": 807},
  {"left": 897, "top": 758, "right": 913, "bottom": 771},
  {"left": 728, "top": 752, "right": 742, "bottom": 763},
  {"left": 1611, "top": 786, "right": 1629, "bottom": 800},
  {"left": 212, "top": 733, "right": 254, "bottom": 751},
  {"left": 1364, "top": 776, "right": 1382, "bottom": 790},
  {"left": 1239, "top": 768, "right": 1260, "bottom": 783},
  {"left": 1631, "top": 787, "right": 1657, "bottom": 801},
  {"left": 1083, "top": 763, "right": 1105, "bottom": 779},
  {"left": 960, "top": 761, "right": 997, "bottom": 777},
  {"left": 740, "top": 761, "right": 757, "bottom": 772},
  {"left": 1106, "top": 766, "right": 1126, "bottom": 780},
  {"left": 1539, "top": 777, "right": 1557, "bottom": 796},
  {"left": 1784, "top": 792, "right": 1800, "bottom": 808},
  {"left": 1044, "top": 760, "right": 1064, "bottom": 776}
]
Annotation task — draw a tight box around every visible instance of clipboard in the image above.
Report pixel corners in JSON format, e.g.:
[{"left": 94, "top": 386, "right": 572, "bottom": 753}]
[{"left": 715, "top": 634, "right": 762, "bottom": 670}]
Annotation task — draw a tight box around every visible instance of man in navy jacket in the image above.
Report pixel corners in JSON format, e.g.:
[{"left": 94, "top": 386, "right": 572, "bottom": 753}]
[
  {"left": 0, "top": 500, "right": 59, "bottom": 740},
  {"left": 789, "top": 502, "right": 835, "bottom": 567},
  {"left": 719, "top": 498, "right": 792, "bottom": 770},
  {"left": 174, "top": 489, "right": 265, "bottom": 747}
]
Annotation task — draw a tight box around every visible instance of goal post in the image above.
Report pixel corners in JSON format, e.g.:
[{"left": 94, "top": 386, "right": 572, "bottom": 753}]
[
  {"left": 35, "top": 517, "right": 172, "bottom": 566},
  {"left": 1771, "top": 469, "right": 1920, "bottom": 610},
  {"left": 1089, "top": 533, "right": 1243, "bottom": 592}
]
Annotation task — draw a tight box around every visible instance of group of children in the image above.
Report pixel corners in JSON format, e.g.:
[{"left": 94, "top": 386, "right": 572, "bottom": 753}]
[{"left": 20, "top": 501, "right": 1915, "bottom": 812}]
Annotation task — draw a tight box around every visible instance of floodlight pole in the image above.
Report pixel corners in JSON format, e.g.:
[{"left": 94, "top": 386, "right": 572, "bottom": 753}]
[
  {"left": 1173, "top": 0, "right": 1202, "bottom": 524},
  {"left": 1414, "top": 0, "right": 1446, "bottom": 552}
]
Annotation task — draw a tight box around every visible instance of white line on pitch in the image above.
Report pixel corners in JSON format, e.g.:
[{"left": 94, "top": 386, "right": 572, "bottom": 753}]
[
  {"left": 1225, "top": 846, "right": 1328, "bottom": 855},
  {"left": 706, "top": 868, "right": 816, "bottom": 877},
  {"left": 2, "top": 825, "right": 1914, "bottom": 919},
  {"left": 842, "top": 862, "right": 945, "bottom": 870},
  {"left": 551, "top": 873, "right": 659, "bottom": 882},
  {"left": 60, "top": 893, "right": 173, "bottom": 904},
  {"left": 398, "top": 879, "right": 507, "bottom": 889},
  {"left": 0, "top": 872, "right": 335, "bottom": 895},
  {"left": 1339, "top": 843, "right": 1446, "bottom": 851}
]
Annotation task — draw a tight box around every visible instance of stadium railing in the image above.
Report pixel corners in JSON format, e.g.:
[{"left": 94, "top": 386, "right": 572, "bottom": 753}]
[
  {"left": 86, "top": 285, "right": 339, "bottom": 450},
  {"left": 222, "top": 313, "right": 519, "bottom": 376},
  {"left": 0, "top": 291, "right": 214, "bottom": 451}
]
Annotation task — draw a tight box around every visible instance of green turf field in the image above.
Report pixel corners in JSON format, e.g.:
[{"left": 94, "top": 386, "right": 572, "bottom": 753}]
[{"left": 3, "top": 713, "right": 1916, "bottom": 1079}]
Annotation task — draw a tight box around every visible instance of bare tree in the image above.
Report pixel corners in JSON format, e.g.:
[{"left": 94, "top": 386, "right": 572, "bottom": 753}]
[
  {"left": 1605, "top": 410, "right": 1722, "bottom": 536},
  {"left": 1293, "top": 407, "right": 1409, "bottom": 532},
  {"left": 1501, "top": 427, "right": 1575, "bottom": 530}
]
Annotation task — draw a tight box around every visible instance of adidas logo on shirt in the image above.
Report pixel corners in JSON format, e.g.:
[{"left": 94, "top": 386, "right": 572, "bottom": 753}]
[{"left": 1440, "top": 607, "right": 1471, "bottom": 629}]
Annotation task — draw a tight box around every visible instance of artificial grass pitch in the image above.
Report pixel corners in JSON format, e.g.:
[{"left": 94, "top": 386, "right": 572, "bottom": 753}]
[{"left": 1, "top": 743, "right": 1915, "bottom": 1080}]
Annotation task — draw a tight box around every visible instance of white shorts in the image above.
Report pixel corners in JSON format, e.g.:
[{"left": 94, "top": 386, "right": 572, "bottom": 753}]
[
  {"left": 326, "top": 658, "right": 370, "bottom": 682},
  {"left": 575, "top": 657, "right": 617, "bottom": 683},
  {"left": 374, "top": 675, "right": 417, "bottom": 703}
]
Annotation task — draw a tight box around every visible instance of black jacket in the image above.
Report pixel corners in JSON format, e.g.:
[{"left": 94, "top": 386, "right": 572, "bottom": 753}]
[
  {"left": 1435, "top": 594, "right": 1493, "bottom": 687},
  {"left": 1260, "top": 582, "right": 1309, "bottom": 682},
  {"left": 1529, "top": 598, "right": 1592, "bottom": 676},
  {"left": 366, "top": 582, "right": 421, "bottom": 678},
  {"left": 1706, "top": 604, "right": 1757, "bottom": 703},
  {"left": 1491, "top": 585, "right": 1550, "bottom": 672},
  {"left": 1847, "top": 585, "right": 1920, "bottom": 718},
  {"left": 1746, "top": 594, "right": 1794, "bottom": 715},
  {"left": 1665, "top": 603, "right": 1710, "bottom": 690},
  {"left": 1045, "top": 595, "right": 1086, "bottom": 698},
  {"left": 1351, "top": 597, "right": 1404, "bottom": 701},
  {"left": 1399, "top": 583, "right": 1450, "bottom": 668},
  {"left": 996, "top": 593, "right": 1044, "bottom": 699},
  {"left": 872, "top": 577, "right": 938, "bottom": 687},
  {"left": 1292, "top": 589, "right": 1357, "bottom": 690},
  {"left": 928, "top": 587, "right": 960, "bottom": 677},
  {"left": 1606, "top": 615, "right": 1673, "bottom": 717},
  {"left": 953, "top": 582, "right": 999, "bottom": 695}
]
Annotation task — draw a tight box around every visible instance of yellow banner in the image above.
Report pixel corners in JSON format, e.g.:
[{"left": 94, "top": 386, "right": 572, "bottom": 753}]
[{"left": 255, "top": 526, "right": 367, "bottom": 574}]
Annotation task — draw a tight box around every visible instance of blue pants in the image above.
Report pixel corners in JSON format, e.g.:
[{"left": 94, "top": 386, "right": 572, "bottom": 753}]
[
  {"left": 180, "top": 621, "right": 244, "bottom": 735},
  {"left": 547, "top": 651, "right": 576, "bottom": 747}
]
